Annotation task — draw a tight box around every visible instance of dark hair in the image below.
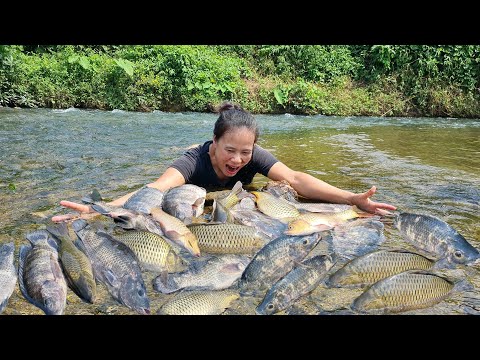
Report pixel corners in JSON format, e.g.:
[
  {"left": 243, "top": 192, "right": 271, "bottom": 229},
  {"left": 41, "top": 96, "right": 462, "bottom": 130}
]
[{"left": 213, "top": 101, "right": 259, "bottom": 142}]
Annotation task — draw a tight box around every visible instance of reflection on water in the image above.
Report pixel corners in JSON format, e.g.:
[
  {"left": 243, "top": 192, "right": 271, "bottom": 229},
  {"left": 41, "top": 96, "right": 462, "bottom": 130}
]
[{"left": 1, "top": 109, "right": 479, "bottom": 315}]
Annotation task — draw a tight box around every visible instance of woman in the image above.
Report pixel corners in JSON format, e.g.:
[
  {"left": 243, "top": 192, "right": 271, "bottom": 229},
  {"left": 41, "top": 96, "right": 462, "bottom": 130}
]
[{"left": 52, "top": 102, "right": 396, "bottom": 222}]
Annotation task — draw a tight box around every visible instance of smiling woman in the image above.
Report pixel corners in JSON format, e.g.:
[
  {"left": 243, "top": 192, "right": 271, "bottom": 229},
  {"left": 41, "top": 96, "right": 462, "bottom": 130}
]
[{"left": 52, "top": 101, "right": 396, "bottom": 222}]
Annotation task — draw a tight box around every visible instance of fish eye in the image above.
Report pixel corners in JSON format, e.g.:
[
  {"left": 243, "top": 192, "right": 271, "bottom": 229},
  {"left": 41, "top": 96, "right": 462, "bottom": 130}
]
[
  {"left": 138, "top": 289, "right": 145, "bottom": 297},
  {"left": 454, "top": 251, "right": 463, "bottom": 259},
  {"left": 267, "top": 304, "right": 274, "bottom": 310},
  {"left": 303, "top": 239, "right": 309, "bottom": 245}
]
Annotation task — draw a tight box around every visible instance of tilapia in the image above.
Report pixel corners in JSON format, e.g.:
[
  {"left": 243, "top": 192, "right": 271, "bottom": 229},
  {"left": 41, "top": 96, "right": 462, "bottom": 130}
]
[
  {"left": 251, "top": 191, "right": 301, "bottom": 221},
  {"left": 326, "top": 218, "right": 386, "bottom": 260},
  {"left": 230, "top": 208, "right": 287, "bottom": 241},
  {"left": 256, "top": 254, "right": 335, "bottom": 315},
  {"left": 150, "top": 207, "right": 200, "bottom": 257},
  {"left": 239, "top": 232, "right": 322, "bottom": 295},
  {"left": 0, "top": 242, "right": 17, "bottom": 314},
  {"left": 187, "top": 223, "right": 268, "bottom": 255},
  {"left": 327, "top": 250, "right": 435, "bottom": 288},
  {"left": 394, "top": 212, "right": 480, "bottom": 265},
  {"left": 261, "top": 180, "right": 298, "bottom": 202},
  {"left": 114, "top": 230, "right": 187, "bottom": 273},
  {"left": 352, "top": 270, "right": 455, "bottom": 314},
  {"left": 47, "top": 222, "right": 96, "bottom": 303},
  {"left": 157, "top": 289, "right": 239, "bottom": 315},
  {"left": 161, "top": 184, "right": 206, "bottom": 224},
  {"left": 18, "top": 230, "right": 67, "bottom": 315},
  {"left": 123, "top": 185, "right": 164, "bottom": 214},
  {"left": 72, "top": 219, "right": 150, "bottom": 314},
  {"left": 153, "top": 254, "right": 250, "bottom": 294}
]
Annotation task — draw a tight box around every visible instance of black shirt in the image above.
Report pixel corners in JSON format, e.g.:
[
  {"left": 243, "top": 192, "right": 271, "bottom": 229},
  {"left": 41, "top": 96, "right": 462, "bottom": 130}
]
[{"left": 170, "top": 140, "right": 278, "bottom": 189}]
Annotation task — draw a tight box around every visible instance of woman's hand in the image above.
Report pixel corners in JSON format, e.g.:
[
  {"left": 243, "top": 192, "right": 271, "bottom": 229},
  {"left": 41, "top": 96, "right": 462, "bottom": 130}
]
[
  {"left": 51, "top": 201, "right": 97, "bottom": 222},
  {"left": 351, "top": 186, "right": 396, "bottom": 215}
]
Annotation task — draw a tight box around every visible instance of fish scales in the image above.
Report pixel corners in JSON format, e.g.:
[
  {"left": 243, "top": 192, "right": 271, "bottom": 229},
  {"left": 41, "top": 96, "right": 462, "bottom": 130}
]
[
  {"left": 115, "top": 231, "right": 185, "bottom": 273},
  {"left": 239, "top": 232, "right": 322, "bottom": 294},
  {"left": 352, "top": 271, "right": 454, "bottom": 314},
  {"left": 256, "top": 255, "right": 335, "bottom": 315},
  {"left": 188, "top": 223, "right": 267, "bottom": 254},
  {"left": 328, "top": 250, "right": 434, "bottom": 287},
  {"left": 123, "top": 186, "right": 164, "bottom": 214},
  {"left": 251, "top": 191, "right": 300, "bottom": 220},
  {"left": 0, "top": 242, "right": 17, "bottom": 313},
  {"left": 158, "top": 289, "right": 239, "bottom": 315}
]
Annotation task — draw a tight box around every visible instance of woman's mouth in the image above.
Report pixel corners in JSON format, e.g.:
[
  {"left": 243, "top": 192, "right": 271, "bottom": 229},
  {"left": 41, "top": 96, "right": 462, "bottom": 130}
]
[{"left": 225, "top": 164, "right": 240, "bottom": 175}]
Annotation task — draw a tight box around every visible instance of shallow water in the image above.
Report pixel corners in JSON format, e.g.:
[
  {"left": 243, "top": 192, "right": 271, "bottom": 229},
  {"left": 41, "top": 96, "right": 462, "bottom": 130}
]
[{"left": 1, "top": 108, "right": 479, "bottom": 315}]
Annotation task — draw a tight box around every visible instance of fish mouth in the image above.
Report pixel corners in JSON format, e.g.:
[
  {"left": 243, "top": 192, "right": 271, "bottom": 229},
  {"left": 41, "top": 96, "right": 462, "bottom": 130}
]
[{"left": 142, "top": 308, "right": 151, "bottom": 315}]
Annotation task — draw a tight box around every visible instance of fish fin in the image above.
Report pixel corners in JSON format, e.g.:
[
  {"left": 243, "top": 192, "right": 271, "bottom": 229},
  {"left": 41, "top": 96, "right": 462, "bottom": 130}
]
[
  {"left": 46, "top": 221, "right": 69, "bottom": 240},
  {"left": 153, "top": 273, "right": 179, "bottom": 294},
  {"left": 192, "top": 197, "right": 205, "bottom": 216},
  {"left": 102, "top": 268, "right": 119, "bottom": 287},
  {"left": 49, "top": 252, "right": 64, "bottom": 282},
  {"left": 82, "top": 189, "right": 103, "bottom": 204},
  {"left": 25, "top": 230, "right": 49, "bottom": 246},
  {"left": 72, "top": 219, "right": 88, "bottom": 233}
]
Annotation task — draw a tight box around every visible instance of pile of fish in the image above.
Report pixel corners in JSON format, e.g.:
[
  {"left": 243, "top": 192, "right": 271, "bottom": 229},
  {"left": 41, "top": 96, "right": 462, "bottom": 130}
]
[{"left": 3, "top": 180, "right": 480, "bottom": 315}]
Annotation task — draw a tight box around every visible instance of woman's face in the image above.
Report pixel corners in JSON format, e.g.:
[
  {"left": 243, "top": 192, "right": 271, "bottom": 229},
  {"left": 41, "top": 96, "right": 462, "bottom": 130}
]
[{"left": 211, "top": 127, "right": 255, "bottom": 179}]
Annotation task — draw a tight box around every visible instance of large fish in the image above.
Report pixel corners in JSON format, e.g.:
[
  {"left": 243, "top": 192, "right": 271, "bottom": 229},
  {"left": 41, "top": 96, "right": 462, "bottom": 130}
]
[
  {"left": 351, "top": 270, "right": 455, "bottom": 314},
  {"left": 72, "top": 219, "right": 150, "bottom": 314},
  {"left": 150, "top": 207, "right": 200, "bottom": 257},
  {"left": 261, "top": 180, "right": 298, "bottom": 202},
  {"left": 230, "top": 208, "right": 287, "bottom": 241},
  {"left": 250, "top": 191, "right": 301, "bottom": 222},
  {"left": 187, "top": 223, "right": 268, "bottom": 255},
  {"left": 0, "top": 242, "right": 17, "bottom": 314},
  {"left": 153, "top": 254, "right": 250, "bottom": 294},
  {"left": 46, "top": 222, "right": 97, "bottom": 303},
  {"left": 123, "top": 185, "right": 164, "bottom": 214},
  {"left": 161, "top": 184, "right": 206, "bottom": 224},
  {"left": 327, "top": 250, "right": 435, "bottom": 288},
  {"left": 239, "top": 232, "right": 322, "bottom": 295},
  {"left": 256, "top": 254, "right": 335, "bottom": 315},
  {"left": 114, "top": 230, "right": 187, "bottom": 273},
  {"left": 157, "top": 289, "right": 239, "bottom": 315},
  {"left": 394, "top": 212, "right": 480, "bottom": 265},
  {"left": 18, "top": 230, "right": 67, "bottom": 315}
]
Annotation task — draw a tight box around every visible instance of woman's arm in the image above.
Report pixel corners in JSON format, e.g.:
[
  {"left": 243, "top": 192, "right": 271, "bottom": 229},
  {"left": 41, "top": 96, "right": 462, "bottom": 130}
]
[
  {"left": 267, "top": 162, "right": 396, "bottom": 214},
  {"left": 52, "top": 167, "right": 186, "bottom": 222}
]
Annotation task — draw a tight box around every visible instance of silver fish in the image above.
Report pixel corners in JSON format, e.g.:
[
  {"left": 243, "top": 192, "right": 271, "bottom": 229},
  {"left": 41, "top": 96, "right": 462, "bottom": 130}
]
[
  {"left": 123, "top": 185, "right": 164, "bottom": 214},
  {"left": 162, "top": 184, "right": 206, "bottom": 224},
  {"left": 394, "top": 212, "right": 480, "bottom": 265},
  {"left": 0, "top": 242, "right": 17, "bottom": 314},
  {"left": 230, "top": 208, "right": 287, "bottom": 241},
  {"left": 256, "top": 255, "right": 335, "bottom": 315},
  {"left": 72, "top": 219, "right": 150, "bottom": 315},
  {"left": 153, "top": 254, "right": 250, "bottom": 294},
  {"left": 18, "top": 231, "right": 67, "bottom": 315},
  {"left": 239, "top": 232, "right": 322, "bottom": 296}
]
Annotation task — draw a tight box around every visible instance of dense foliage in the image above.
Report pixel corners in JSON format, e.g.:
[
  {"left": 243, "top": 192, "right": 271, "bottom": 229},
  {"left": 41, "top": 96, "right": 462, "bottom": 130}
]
[{"left": 1, "top": 45, "right": 479, "bottom": 117}]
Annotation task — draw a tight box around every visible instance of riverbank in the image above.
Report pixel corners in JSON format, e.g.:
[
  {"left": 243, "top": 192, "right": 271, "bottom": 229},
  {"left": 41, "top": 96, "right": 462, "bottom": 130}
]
[{"left": 1, "top": 45, "right": 480, "bottom": 118}]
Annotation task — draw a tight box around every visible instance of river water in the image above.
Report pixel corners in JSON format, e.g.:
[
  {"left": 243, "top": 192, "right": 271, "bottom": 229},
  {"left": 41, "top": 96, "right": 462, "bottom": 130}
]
[{"left": 1, "top": 107, "right": 479, "bottom": 315}]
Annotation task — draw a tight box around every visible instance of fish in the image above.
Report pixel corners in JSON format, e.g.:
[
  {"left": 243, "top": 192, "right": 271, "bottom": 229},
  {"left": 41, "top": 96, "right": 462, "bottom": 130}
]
[
  {"left": 230, "top": 208, "right": 288, "bottom": 241},
  {"left": 17, "top": 230, "right": 67, "bottom": 315},
  {"left": 72, "top": 219, "right": 150, "bottom": 314},
  {"left": 351, "top": 270, "right": 455, "bottom": 314},
  {"left": 161, "top": 184, "right": 206, "bottom": 224},
  {"left": 286, "top": 201, "right": 353, "bottom": 214},
  {"left": 157, "top": 289, "right": 239, "bottom": 315},
  {"left": 150, "top": 207, "right": 200, "bottom": 257},
  {"left": 326, "top": 218, "right": 386, "bottom": 260},
  {"left": 250, "top": 191, "right": 301, "bottom": 221},
  {"left": 285, "top": 208, "right": 371, "bottom": 236},
  {"left": 260, "top": 180, "right": 298, "bottom": 202},
  {"left": 327, "top": 250, "right": 435, "bottom": 288},
  {"left": 0, "top": 242, "right": 17, "bottom": 314},
  {"left": 123, "top": 185, "right": 164, "bottom": 214},
  {"left": 239, "top": 232, "right": 322, "bottom": 296},
  {"left": 114, "top": 230, "right": 187, "bottom": 273},
  {"left": 256, "top": 254, "right": 335, "bottom": 315},
  {"left": 211, "top": 180, "right": 250, "bottom": 224},
  {"left": 394, "top": 212, "right": 480, "bottom": 265},
  {"left": 91, "top": 203, "right": 164, "bottom": 236},
  {"left": 153, "top": 254, "right": 250, "bottom": 294},
  {"left": 46, "top": 222, "right": 97, "bottom": 303},
  {"left": 187, "top": 223, "right": 268, "bottom": 255}
]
